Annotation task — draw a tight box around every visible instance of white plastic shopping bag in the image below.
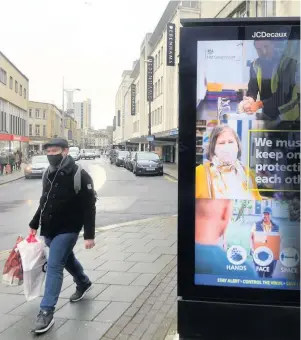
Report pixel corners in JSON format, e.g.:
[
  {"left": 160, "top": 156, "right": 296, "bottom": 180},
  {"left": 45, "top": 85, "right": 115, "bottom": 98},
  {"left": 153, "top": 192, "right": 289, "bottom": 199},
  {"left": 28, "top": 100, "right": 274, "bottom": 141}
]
[{"left": 17, "top": 234, "right": 47, "bottom": 301}]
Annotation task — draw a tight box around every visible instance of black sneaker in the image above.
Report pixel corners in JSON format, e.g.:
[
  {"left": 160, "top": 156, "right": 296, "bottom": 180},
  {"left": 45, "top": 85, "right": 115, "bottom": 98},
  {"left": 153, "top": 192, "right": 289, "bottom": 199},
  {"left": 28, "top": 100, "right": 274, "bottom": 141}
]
[
  {"left": 33, "top": 310, "right": 54, "bottom": 334},
  {"left": 70, "top": 281, "right": 92, "bottom": 302}
]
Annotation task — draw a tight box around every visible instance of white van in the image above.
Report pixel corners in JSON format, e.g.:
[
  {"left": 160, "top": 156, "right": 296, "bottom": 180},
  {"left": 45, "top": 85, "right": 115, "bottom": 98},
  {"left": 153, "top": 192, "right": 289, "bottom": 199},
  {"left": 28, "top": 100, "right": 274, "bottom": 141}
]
[{"left": 69, "top": 146, "right": 80, "bottom": 154}]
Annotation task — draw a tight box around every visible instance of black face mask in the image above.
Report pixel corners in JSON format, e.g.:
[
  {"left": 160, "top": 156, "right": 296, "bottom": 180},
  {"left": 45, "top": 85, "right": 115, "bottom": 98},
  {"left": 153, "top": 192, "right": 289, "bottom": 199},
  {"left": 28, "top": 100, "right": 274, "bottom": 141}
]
[{"left": 47, "top": 153, "right": 63, "bottom": 167}]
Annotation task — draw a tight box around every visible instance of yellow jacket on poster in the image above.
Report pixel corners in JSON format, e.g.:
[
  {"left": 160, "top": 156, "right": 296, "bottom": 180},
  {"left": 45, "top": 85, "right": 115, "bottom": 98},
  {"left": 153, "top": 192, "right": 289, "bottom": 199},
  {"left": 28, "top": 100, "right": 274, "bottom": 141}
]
[{"left": 195, "top": 161, "right": 262, "bottom": 200}]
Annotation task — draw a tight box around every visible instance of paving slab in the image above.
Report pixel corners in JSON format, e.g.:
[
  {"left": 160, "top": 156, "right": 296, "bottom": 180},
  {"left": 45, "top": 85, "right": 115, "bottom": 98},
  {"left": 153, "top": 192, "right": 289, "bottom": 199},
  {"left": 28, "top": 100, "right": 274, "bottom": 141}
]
[
  {"left": 55, "top": 299, "right": 110, "bottom": 321},
  {"left": 94, "top": 302, "right": 131, "bottom": 323},
  {"left": 0, "top": 216, "right": 178, "bottom": 339},
  {"left": 96, "top": 271, "right": 140, "bottom": 285},
  {"left": 53, "top": 319, "right": 113, "bottom": 339},
  {"left": 59, "top": 283, "right": 108, "bottom": 300},
  {"left": 0, "top": 293, "right": 26, "bottom": 314},
  {"left": 0, "top": 317, "right": 67, "bottom": 340},
  {"left": 97, "top": 260, "right": 135, "bottom": 272},
  {"left": 131, "top": 274, "right": 157, "bottom": 287},
  {"left": 0, "top": 314, "right": 23, "bottom": 333},
  {"left": 95, "top": 285, "right": 145, "bottom": 302},
  {"left": 125, "top": 253, "right": 161, "bottom": 263},
  {"left": 9, "top": 297, "right": 69, "bottom": 317}
]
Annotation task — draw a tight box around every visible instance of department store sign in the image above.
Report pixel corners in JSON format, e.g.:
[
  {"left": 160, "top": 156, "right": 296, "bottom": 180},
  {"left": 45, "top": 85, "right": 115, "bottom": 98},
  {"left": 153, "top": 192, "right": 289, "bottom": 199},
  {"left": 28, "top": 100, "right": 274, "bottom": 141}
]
[
  {"left": 167, "top": 23, "right": 176, "bottom": 66},
  {"left": 147, "top": 56, "right": 154, "bottom": 102},
  {"left": 131, "top": 84, "right": 136, "bottom": 116}
]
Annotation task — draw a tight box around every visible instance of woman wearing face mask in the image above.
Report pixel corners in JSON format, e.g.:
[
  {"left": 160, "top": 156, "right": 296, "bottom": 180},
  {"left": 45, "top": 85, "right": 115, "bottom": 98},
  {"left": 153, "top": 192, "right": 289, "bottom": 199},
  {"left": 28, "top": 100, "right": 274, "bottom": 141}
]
[{"left": 196, "top": 125, "right": 261, "bottom": 200}]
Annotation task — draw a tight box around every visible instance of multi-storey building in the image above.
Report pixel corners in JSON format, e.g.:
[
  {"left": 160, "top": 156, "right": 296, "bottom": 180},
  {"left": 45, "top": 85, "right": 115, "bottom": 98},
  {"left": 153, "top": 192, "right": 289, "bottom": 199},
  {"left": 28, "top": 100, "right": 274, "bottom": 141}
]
[
  {"left": 113, "top": 0, "right": 299, "bottom": 164},
  {"left": 0, "top": 51, "right": 29, "bottom": 156},
  {"left": 74, "top": 98, "right": 92, "bottom": 147},
  {"left": 64, "top": 113, "right": 77, "bottom": 145},
  {"left": 74, "top": 98, "right": 92, "bottom": 130},
  {"left": 28, "top": 101, "right": 62, "bottom": 152},
  {"left": 113, "top": 1, "right": 202, "bottom": 163}
]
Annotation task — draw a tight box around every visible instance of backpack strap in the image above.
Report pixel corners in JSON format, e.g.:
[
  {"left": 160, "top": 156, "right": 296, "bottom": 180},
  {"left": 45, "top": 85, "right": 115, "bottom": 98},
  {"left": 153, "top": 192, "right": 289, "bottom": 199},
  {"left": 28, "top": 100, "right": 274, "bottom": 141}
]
[{"left": 74, "top": 164, "right": 82, "bottom": 194}]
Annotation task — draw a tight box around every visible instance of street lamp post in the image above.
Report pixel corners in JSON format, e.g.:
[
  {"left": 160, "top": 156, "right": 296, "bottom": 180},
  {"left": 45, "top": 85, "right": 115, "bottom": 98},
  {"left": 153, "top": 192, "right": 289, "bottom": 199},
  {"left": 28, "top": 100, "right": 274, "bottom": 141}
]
[{"left": 61, "top": 76, "right": 80, "bottom": 138}]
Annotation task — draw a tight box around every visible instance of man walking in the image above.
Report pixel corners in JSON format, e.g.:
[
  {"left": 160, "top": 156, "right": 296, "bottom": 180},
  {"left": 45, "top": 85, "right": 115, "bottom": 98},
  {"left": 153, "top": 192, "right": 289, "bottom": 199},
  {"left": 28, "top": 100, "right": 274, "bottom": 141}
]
[{"left": 29, "top": 138, "right": 96, "bottom": 334}]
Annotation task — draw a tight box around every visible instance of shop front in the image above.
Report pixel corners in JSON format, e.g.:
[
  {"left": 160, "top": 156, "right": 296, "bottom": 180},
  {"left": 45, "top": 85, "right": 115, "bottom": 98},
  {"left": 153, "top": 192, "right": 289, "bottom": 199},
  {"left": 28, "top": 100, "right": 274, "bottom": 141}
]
[
  {"left": 0, "top": 133, "right": 29, "bottom": 158},
  {"left": 153, "top": 128, "right": 178, "bottom": 163}
]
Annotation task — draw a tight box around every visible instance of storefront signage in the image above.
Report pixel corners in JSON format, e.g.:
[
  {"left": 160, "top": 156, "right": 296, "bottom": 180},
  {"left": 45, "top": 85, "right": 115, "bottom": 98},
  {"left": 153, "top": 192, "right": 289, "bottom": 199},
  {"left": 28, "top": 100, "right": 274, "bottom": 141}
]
[
  {"left": 166, "top": 23, "right": 176, "bottom": 66},
  {"left": 147, "top": 56, "right": 154, "bottom": 102},
  {"left": 131, "top": 84, "right": 136, "bottom": 116},
  {"left": 0, "top": 134, "right": 29, "bottom": 142}
]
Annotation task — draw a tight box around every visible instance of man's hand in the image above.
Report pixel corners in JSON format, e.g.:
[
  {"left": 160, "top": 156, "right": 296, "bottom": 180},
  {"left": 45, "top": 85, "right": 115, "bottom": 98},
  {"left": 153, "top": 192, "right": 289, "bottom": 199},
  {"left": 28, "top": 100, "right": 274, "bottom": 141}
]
[
  {"left": 85, "top": 239, "right": 95, "bottom": 249},
  {"left": 245, "top": 101, "right": 263, "bottom": 114},
  {"left": 29, "top": 228, "right": 37, "bottom": 236}
]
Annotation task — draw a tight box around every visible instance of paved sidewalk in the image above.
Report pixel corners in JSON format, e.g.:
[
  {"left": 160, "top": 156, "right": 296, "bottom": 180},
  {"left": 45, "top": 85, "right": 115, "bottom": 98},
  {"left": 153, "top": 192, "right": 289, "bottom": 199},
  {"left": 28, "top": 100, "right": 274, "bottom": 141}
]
[
  {"left": 0, "top": 216, "right": 177, "bottom": 340},
  {"left": 0, "top": 165, "right": 25, "bottom": 186},
  {"left": 163, "top": 164, "right": 178, "bottom": 180}
]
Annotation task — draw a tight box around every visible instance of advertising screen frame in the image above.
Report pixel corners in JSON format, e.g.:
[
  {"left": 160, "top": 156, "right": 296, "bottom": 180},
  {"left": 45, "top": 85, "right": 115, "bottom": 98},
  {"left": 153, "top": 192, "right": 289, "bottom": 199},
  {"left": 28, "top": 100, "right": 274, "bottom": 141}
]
[{"left": 178, "top": 17, "right": 300, "bottom": 307}]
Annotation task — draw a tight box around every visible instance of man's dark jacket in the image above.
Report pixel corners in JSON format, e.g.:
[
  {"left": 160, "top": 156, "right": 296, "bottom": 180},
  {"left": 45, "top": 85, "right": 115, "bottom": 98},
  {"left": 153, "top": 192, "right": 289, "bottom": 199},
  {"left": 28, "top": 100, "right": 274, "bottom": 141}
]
[
  {"left": 29, "top": 156, "right": 96, "bottom": 240},
  {"left": 247, "top": 57, "right": 297, "bottom": 119}
]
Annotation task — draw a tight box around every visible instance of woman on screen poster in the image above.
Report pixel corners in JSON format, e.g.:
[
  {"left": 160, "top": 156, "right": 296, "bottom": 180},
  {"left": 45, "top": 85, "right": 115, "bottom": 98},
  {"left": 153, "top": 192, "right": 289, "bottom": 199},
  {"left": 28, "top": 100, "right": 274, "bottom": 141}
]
[{"left": 195, "top": 125, "right": 261, "bottom": 200}]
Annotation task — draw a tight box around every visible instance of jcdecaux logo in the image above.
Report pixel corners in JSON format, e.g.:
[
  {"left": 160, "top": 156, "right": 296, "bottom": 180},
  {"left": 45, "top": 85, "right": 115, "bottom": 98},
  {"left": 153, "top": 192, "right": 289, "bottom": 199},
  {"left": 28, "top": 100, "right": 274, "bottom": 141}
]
[{"left": 252, "top": 31, "right": 288, "bottom": 38}]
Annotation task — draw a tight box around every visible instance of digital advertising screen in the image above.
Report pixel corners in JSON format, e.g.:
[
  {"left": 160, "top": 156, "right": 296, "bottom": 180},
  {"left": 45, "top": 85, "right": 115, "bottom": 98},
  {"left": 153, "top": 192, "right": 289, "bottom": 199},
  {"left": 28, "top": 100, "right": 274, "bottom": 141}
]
[{"left": 194, "top": 36, "right": 300, "bottom": 290}]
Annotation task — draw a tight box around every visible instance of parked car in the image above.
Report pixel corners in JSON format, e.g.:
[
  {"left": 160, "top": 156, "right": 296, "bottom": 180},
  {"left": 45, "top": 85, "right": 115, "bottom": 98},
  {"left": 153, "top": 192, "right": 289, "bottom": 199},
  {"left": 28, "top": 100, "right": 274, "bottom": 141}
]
[
  {"left": 109, "top": 149, "right": 117, "bottom": 164},
  {"left": 69, "top": 151, "right": 80, "bottom": 161},
  {"left": 81, "top": 149, "right": 95, "bottom": 160},
  {"left": 125, "top": 152, "right": 137, "bottom": 172},
  {"left": 95, "top": 149, "right": 101, "bottom": 158},
  {"left": 133, "top": 152, "right": 163, "bottom": 176},
  {"left": 124, "top": 153, "right": 132, "bottom": 170},
  {"left": 24, "top": 155, "right": 49, "bottom": 179},
  {"left": 115, "top": 150, "right": 129, "bottom": 167},
  {"left": 69, "top": 146, "right": 80, "bottom": 154}
]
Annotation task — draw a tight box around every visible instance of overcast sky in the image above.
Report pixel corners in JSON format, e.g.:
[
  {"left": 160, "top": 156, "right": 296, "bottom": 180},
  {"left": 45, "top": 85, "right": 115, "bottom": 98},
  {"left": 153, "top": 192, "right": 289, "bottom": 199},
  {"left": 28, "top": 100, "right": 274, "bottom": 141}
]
[{"left": 0, "top": 0, "right": 170, "bottom": 129}]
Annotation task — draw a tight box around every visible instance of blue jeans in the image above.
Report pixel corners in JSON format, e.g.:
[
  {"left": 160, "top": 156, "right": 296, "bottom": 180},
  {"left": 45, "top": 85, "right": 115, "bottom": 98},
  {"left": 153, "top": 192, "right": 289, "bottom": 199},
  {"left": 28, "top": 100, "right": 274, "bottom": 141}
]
[{"left": 40, "top": 233, "right": 89, "bottom": 312}]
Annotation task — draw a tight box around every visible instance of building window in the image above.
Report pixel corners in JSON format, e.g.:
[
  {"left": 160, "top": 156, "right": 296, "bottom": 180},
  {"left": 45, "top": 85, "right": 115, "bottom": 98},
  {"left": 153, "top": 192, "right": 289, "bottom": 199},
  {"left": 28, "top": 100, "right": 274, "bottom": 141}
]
[
  {"left": 0, "top": 68, "right": 7, "bottom": 85},
  {"left": 158, "top": 79, "right": 161, "bottom": 95},
  {"left": 43, "top": 125, "right": 46, "bottom": 137},
  {"left": 43, "top": 110, "right": 47, "bottom": 119},
  {"left": 9, "top": 76, "right": 13, "bottom": 89},
  {"left": 261, "top": 0, "right": 275, "bottom": 16},
  {"left": 158, "top": 50, "right": 161, "bottom": 67},
  {"left": 161, "top": 76, "right": 163, "bottom": 94},
  {"left": 29, "top": 109, "right": 32, "bottom": 118},
  {"left": 35, "top": 125, "right": 40, "bottom": 136},
  {"left": 15, "top": 80, "right": 18, "bottom": 93},
  {"left": 19, "top": 84, "right": 22, "bottom": 96},
  {"left": 24, "top": 88, "right": 26, "bottom": 99},
  {"left": 160, "top": 106, "right": 163, "bottom": 124},
  {"left": 29, "top": 124, "right": 32, "bottom": 136},
  {"left": 161, "top": 46, "right": 163, "bottom": 64},
  {"left": 136, "top": 81, "right": 139, "bottom": 94},
  {"left": 230, "top": 2, "right": 247, "bottom": 17},
  {"left": 136, "top": 100, "right": 139, "bottom": 114},
  {"left": 155, "top": 83, "right": 157, "bottom": 98},
  {"left": 35, "top": 109, "right": 40, "bottom": 118},
  {"left": 155, "top": 55, "right": 158, "bottom": 70}
]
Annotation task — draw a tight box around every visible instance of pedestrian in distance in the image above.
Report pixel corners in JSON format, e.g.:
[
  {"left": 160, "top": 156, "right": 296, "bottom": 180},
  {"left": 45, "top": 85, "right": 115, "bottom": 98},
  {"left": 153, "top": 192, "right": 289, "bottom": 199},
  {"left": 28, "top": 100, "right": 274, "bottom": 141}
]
[{"left": 29, "top": 138, "right": 96, "bottom": 334}]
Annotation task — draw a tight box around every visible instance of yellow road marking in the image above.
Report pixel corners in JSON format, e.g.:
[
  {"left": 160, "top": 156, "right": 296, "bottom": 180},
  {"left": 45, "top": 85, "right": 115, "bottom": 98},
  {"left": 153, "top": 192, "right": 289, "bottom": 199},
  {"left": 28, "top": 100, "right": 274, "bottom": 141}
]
[{"left": 164, "top": 175, "right": 177, "bottom": 183}]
